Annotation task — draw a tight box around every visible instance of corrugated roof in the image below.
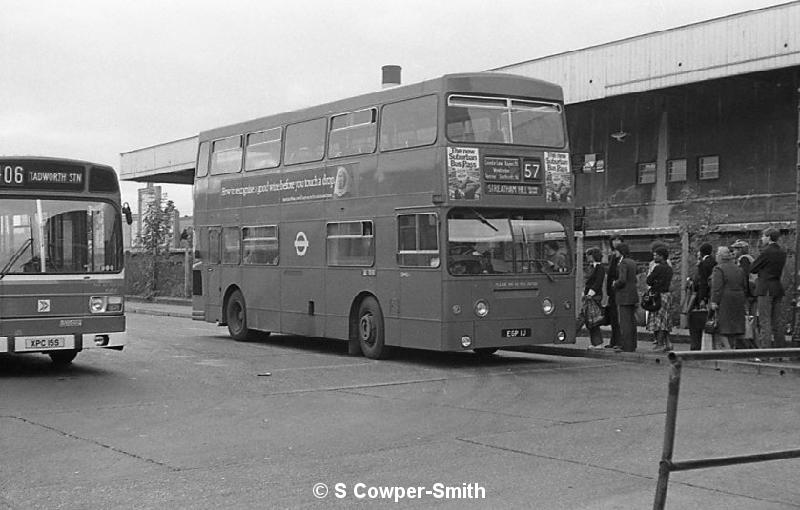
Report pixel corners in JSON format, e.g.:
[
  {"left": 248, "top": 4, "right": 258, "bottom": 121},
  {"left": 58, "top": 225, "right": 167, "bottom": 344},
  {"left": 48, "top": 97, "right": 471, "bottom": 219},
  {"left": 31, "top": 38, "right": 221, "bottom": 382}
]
[{"left": 493, "top": 1, "right": 800, "bottom": 103}]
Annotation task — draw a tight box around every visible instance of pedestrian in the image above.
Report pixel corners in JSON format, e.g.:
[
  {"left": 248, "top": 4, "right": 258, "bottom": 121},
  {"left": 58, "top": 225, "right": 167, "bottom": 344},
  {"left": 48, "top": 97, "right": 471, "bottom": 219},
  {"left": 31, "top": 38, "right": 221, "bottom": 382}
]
[
  {"left": 750, "top": 227, "right": 787, "bottom": 348},
  {"left": 730, "top": 239, "right": 757, "bottom": 348},
  {"left": 604, "top": 235, "right": 623, "bottom": 349},
  {"left": 612, "top": 242, "right": 638, "bottom": 352},
  {"left": 709, "top": 246, "right": 746, "bottom": 349},
  {"left": 646, "top": 241, "right": 671, "bottom": 346},
  {"left": 687, "top": 242, "right": 716, "bottom": 350},
  {"left": 646, "top": 244, "right": 674, "bottom": 352},
  {"left": 583, "top": 247, "right": 606, "bottom": 349},
  {"left": 730, "top": 239, "right": 756, "bottom": 311}
]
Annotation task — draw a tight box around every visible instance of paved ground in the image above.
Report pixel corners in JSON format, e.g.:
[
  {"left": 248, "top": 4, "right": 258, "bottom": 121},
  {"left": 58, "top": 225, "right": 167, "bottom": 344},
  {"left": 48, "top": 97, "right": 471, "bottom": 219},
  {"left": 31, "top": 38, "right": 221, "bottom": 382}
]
[
  {"left": 126, "top": 297, "right": 800, "bottom": 377},
  {"left": 2, "top": 306, "right": 798, "bottom": 509}
]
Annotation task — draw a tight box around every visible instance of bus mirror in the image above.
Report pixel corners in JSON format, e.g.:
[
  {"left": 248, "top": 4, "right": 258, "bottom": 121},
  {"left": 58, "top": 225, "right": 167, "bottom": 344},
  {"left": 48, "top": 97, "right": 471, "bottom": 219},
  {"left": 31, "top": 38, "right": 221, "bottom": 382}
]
[{"left": 121, "top": 203, "right": 133, "bottom": 225}]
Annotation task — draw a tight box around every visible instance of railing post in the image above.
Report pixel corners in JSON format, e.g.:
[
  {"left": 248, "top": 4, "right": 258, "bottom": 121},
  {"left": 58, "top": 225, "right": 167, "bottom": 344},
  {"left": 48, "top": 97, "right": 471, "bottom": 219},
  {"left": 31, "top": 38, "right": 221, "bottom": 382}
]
[{"left": 654, "top": 355, "right": 683, "bottom": 510}]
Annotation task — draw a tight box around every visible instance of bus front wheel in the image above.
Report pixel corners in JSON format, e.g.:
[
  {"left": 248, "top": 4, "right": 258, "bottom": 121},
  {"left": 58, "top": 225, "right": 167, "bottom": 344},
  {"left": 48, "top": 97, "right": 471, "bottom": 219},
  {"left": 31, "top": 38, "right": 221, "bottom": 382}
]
[
  {"left": 357, "top": 297, "right": 388, "bottom": 359},
  {"left": 49, "top": 349, "right": 78, "bottom": 366},
  {"left": 226, "top": 290, "right": 253, "bottom": 341}
]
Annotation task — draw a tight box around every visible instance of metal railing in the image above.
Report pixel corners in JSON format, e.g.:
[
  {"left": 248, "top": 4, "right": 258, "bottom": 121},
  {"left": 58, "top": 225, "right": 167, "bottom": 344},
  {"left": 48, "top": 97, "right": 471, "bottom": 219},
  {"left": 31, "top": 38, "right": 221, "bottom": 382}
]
[{"left": 653, "top": 348, "right": 800, "bottom": 510}]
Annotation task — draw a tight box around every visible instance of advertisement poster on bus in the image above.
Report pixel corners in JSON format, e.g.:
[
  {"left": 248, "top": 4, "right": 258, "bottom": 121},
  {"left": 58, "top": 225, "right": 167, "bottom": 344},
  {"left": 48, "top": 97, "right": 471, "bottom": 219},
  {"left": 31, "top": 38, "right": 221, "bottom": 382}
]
[
  {"left": 447, "top": 147, "right": 481, "bottom": 200},
  {"left": 218, "top": 164, "right": 358, "bottom": 205},
  {"left": 544, "top": 152, "right": 572, "bottom": 203}
]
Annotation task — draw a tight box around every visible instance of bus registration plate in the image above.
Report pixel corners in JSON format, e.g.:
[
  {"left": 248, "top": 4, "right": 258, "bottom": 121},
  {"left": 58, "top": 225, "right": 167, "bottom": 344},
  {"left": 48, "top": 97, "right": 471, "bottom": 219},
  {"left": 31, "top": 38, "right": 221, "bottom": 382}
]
[
  {"left": 20, "top": 335, "right": 70, "bottom": 351},
  {"left": 502, "top": 328, "right": 531, "bottom": 338}
]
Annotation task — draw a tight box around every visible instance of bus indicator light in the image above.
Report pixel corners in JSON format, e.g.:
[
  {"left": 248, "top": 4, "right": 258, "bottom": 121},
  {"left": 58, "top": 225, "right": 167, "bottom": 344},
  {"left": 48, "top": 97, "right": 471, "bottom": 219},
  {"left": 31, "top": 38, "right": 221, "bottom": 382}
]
[
  {"left": 542, "top": 299, "right": 554, "bottom": 315},
  {"left": 460, "top": 335, "right": 472, "bottom": 348},
  {"left": 474, "top": 300, "right": 489, "bottom": 317}
]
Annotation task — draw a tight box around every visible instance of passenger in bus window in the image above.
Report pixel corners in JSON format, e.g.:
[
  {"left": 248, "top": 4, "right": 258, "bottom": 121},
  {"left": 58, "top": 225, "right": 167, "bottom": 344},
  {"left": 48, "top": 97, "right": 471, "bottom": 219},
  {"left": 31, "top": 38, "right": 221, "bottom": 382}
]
[{"left": 543, "top": 241, "right": 567, "bottom": 273}]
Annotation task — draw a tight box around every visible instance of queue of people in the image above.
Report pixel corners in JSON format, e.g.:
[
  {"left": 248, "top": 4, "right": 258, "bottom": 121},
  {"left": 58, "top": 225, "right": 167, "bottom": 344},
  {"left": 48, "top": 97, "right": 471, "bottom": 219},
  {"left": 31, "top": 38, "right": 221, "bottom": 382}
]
[{"left": 582, "top": 227, "right": 788, "bottom": 352}]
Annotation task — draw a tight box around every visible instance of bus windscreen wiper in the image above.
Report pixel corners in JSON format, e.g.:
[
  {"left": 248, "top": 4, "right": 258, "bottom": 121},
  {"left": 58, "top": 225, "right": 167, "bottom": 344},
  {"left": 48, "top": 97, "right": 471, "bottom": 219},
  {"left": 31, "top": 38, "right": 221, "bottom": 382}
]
[
  {"left": 470, "top": 209, "right": 498, "bottom": 232},
  {"left": 0, "top": 238, "right": 33, "bottom": 280}
]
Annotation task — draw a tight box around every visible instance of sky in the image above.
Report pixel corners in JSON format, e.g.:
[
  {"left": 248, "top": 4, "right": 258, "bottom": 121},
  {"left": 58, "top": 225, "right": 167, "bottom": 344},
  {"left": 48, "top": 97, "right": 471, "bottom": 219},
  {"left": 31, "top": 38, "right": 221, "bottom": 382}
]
[{"left": 1, "top": 0, "right": 792, "bottom": 216}]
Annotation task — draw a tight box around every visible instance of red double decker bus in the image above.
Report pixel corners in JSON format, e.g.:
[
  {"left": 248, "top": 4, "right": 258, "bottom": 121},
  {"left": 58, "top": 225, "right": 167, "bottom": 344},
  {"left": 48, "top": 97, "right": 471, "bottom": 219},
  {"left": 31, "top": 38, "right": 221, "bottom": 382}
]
[
  {"left": 0, "top": 157, "right": 127, "bottom": 365},
  {"left": 192, "top": 72, "right": 575, "bottom": 359}
]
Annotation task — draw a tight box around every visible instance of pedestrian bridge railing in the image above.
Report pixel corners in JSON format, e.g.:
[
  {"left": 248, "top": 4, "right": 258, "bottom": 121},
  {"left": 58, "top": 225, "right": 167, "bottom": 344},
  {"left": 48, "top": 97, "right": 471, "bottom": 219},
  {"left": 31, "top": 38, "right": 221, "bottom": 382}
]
[{"left": 653, "top": 348, "right": 800, "bottom": 510}]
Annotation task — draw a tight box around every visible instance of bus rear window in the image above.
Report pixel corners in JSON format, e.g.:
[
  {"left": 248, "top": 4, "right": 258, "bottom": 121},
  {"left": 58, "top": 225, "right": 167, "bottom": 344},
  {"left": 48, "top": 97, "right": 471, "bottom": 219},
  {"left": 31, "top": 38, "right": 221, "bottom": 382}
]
[{"left": 446, "top": 95, "right": 565, "bottom": 147}]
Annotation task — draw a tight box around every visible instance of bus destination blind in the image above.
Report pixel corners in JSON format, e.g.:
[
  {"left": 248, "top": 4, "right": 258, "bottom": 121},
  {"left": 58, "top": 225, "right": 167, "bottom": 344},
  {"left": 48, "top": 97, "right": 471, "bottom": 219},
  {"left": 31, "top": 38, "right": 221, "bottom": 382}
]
[{"left": 0, "top": 161, "right": 85, "bottom": 190}]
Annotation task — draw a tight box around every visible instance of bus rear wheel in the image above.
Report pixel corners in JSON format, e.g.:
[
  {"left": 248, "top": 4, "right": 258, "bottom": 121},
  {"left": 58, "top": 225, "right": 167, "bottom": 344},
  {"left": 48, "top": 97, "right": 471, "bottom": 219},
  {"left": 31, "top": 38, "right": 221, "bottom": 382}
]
[
  {"left": 49, "top": 349, "right": 78, "bottom": 366},
  {"left": 226, "top": 290, "right": 253, "bottom": 341},
  {"left": 357, "top": 297, "right": 388, "bottom": 359}
]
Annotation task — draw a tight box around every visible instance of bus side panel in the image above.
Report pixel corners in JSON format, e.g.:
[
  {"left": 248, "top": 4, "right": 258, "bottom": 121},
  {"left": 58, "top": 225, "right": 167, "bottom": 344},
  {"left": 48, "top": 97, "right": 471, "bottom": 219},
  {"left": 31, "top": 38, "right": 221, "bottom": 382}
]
[
  {"left": 397, "top": 268, "right": 443, "bottom": 349},
  {"left": 280, "top": 220, "right": 325, "bottom": 338},
  {"left": 324, "top": 268, "right": 376, "bottom": 341},
  {"left": 377, "top": 147, "right": 441, "bottom": 198},
  {"left": 242, "top": 265, "right": 281, "bottom": 333}
]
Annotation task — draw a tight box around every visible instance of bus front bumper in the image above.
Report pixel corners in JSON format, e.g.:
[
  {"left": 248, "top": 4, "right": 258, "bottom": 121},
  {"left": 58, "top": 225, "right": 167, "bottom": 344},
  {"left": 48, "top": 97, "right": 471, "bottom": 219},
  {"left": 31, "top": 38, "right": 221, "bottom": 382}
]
[
  {"left": 0, "top": 315, "right": 127, "bottom": 353},
  {"left": 443, "top": 317, "right": 575, "bottom": 351}
]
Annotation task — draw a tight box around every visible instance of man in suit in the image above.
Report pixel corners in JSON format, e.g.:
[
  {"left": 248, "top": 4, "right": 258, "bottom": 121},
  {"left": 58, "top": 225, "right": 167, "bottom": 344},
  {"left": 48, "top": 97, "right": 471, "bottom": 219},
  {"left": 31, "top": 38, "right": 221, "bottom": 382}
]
[
  {"left": 604, "top": 235, "right": 623, "bottom": 348},
  {"left": 612, "top": 243, "right": 639, "bottom": 352},
  {"left": 750, "top": 227, "right": 787, "bottom": 348}
]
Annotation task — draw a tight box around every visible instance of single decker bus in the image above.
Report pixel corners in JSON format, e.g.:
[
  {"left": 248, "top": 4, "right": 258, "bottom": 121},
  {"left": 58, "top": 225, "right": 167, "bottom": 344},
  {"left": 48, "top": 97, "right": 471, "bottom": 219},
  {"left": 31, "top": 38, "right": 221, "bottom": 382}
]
[
  {"left": 192, "top": 72, "right": 576, "bottom": 359},
  {"left": 0, "top": 156, "right": 127, "bottom": 365}
]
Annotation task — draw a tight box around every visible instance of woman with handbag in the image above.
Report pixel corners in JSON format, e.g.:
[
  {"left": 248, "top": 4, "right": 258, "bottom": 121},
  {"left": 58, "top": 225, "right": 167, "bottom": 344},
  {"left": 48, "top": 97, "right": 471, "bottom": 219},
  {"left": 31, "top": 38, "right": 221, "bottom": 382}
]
[
  {"left": 709, "top": 246, "right": 746, "bottom": 349},
  {"left": 583, "top": 247, "right": 606, "bottom": 349},
  {"left": 646, "top": 245, "right": 674, "bottom": 352}
]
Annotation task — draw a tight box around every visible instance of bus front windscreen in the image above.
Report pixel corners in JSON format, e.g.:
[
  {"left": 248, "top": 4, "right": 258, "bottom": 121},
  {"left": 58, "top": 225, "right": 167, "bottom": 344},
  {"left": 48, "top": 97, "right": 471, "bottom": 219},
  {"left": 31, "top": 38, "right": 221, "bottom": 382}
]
[
  {"left": 447, "top": 209, "right": 570, "bottom": 276},
  {"left": 446, "top": 95, "right": 565, "bottom": 147},
  {"left": 0, "top": 198, "right": 122, "bottom": 275}
]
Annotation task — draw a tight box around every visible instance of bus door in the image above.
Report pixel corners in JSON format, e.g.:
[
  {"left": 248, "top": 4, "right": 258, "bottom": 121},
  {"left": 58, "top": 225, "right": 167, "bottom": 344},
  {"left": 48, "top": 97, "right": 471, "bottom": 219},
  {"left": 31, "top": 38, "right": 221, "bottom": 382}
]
[
  {"left": 205, "top": 226, "right": 223, "bottom": 320},
  {"left": 396, "top": 213, "right": 442, "bottom": 349}
]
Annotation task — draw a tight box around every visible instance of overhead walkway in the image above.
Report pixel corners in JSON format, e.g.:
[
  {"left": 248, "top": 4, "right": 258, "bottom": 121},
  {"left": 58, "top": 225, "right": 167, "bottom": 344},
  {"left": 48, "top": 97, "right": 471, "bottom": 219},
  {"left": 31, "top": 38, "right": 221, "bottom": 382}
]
[{"left": 119, "top": 135, "right": 197, "bottom": 184}]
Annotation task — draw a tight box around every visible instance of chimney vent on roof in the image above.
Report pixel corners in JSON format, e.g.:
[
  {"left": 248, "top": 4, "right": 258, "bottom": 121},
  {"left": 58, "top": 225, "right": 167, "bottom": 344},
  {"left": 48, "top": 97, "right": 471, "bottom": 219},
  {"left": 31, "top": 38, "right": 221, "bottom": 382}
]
[{"left": 381, "top": 65, "right": 401, "bottom": 89}]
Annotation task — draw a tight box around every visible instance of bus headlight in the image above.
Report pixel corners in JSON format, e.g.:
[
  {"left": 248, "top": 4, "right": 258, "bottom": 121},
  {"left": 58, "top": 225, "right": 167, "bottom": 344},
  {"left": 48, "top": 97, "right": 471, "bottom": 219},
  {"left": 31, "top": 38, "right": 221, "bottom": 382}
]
[
  {"left": 461, "top": 335, "right": 472, "bottom": 348},
  {"left": 90, "top": 296, "right": 123, "bottom": 313},
  {"left": 474, "top": 300, "right": 489, "bottom": 318},
  {"left": 542, "top": 298, "right": 554, "bottom": 315},
  {"left": 90, "top": 296, "right": 106, "bottom": 313},
  {"left": 556, "top": 330, "right": 567, "bottom": 342}
]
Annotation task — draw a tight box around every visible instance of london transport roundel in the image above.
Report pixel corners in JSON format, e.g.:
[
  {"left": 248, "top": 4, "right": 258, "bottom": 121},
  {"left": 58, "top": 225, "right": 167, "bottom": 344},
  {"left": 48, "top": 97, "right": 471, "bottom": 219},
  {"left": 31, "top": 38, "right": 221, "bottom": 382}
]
[{"left": 294, "top": 231, "right": 309, "bottom": 256}]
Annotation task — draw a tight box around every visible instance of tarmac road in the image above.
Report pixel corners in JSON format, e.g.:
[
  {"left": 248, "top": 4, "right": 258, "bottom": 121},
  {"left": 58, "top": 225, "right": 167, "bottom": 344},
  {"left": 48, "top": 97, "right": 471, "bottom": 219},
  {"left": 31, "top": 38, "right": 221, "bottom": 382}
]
[{"left": 0, "top": 311, "right": 798, "bottom": 509}]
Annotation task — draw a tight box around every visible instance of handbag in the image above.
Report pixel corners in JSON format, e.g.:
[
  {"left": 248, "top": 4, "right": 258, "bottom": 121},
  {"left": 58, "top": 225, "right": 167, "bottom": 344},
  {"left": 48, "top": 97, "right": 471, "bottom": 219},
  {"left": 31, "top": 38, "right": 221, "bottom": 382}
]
[
  {"left": 743, "top": 314, "right": 755, "bottom": 340},
  {"left": 582, "top": 296, "right": 605, "bottom": 328},
  {"left": 704, "top": 310, "right": 718, "bottom": 335},
  {"left": 641, "top": 288, "right": 661, "bottom": 312}
]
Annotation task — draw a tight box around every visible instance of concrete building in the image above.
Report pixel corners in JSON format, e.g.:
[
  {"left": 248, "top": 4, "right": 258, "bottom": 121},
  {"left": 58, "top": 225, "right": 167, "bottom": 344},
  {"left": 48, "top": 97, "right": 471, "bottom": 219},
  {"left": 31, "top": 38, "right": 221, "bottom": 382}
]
[{"left": 493, "top": 1, "right": 800, "bottom": 267}]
